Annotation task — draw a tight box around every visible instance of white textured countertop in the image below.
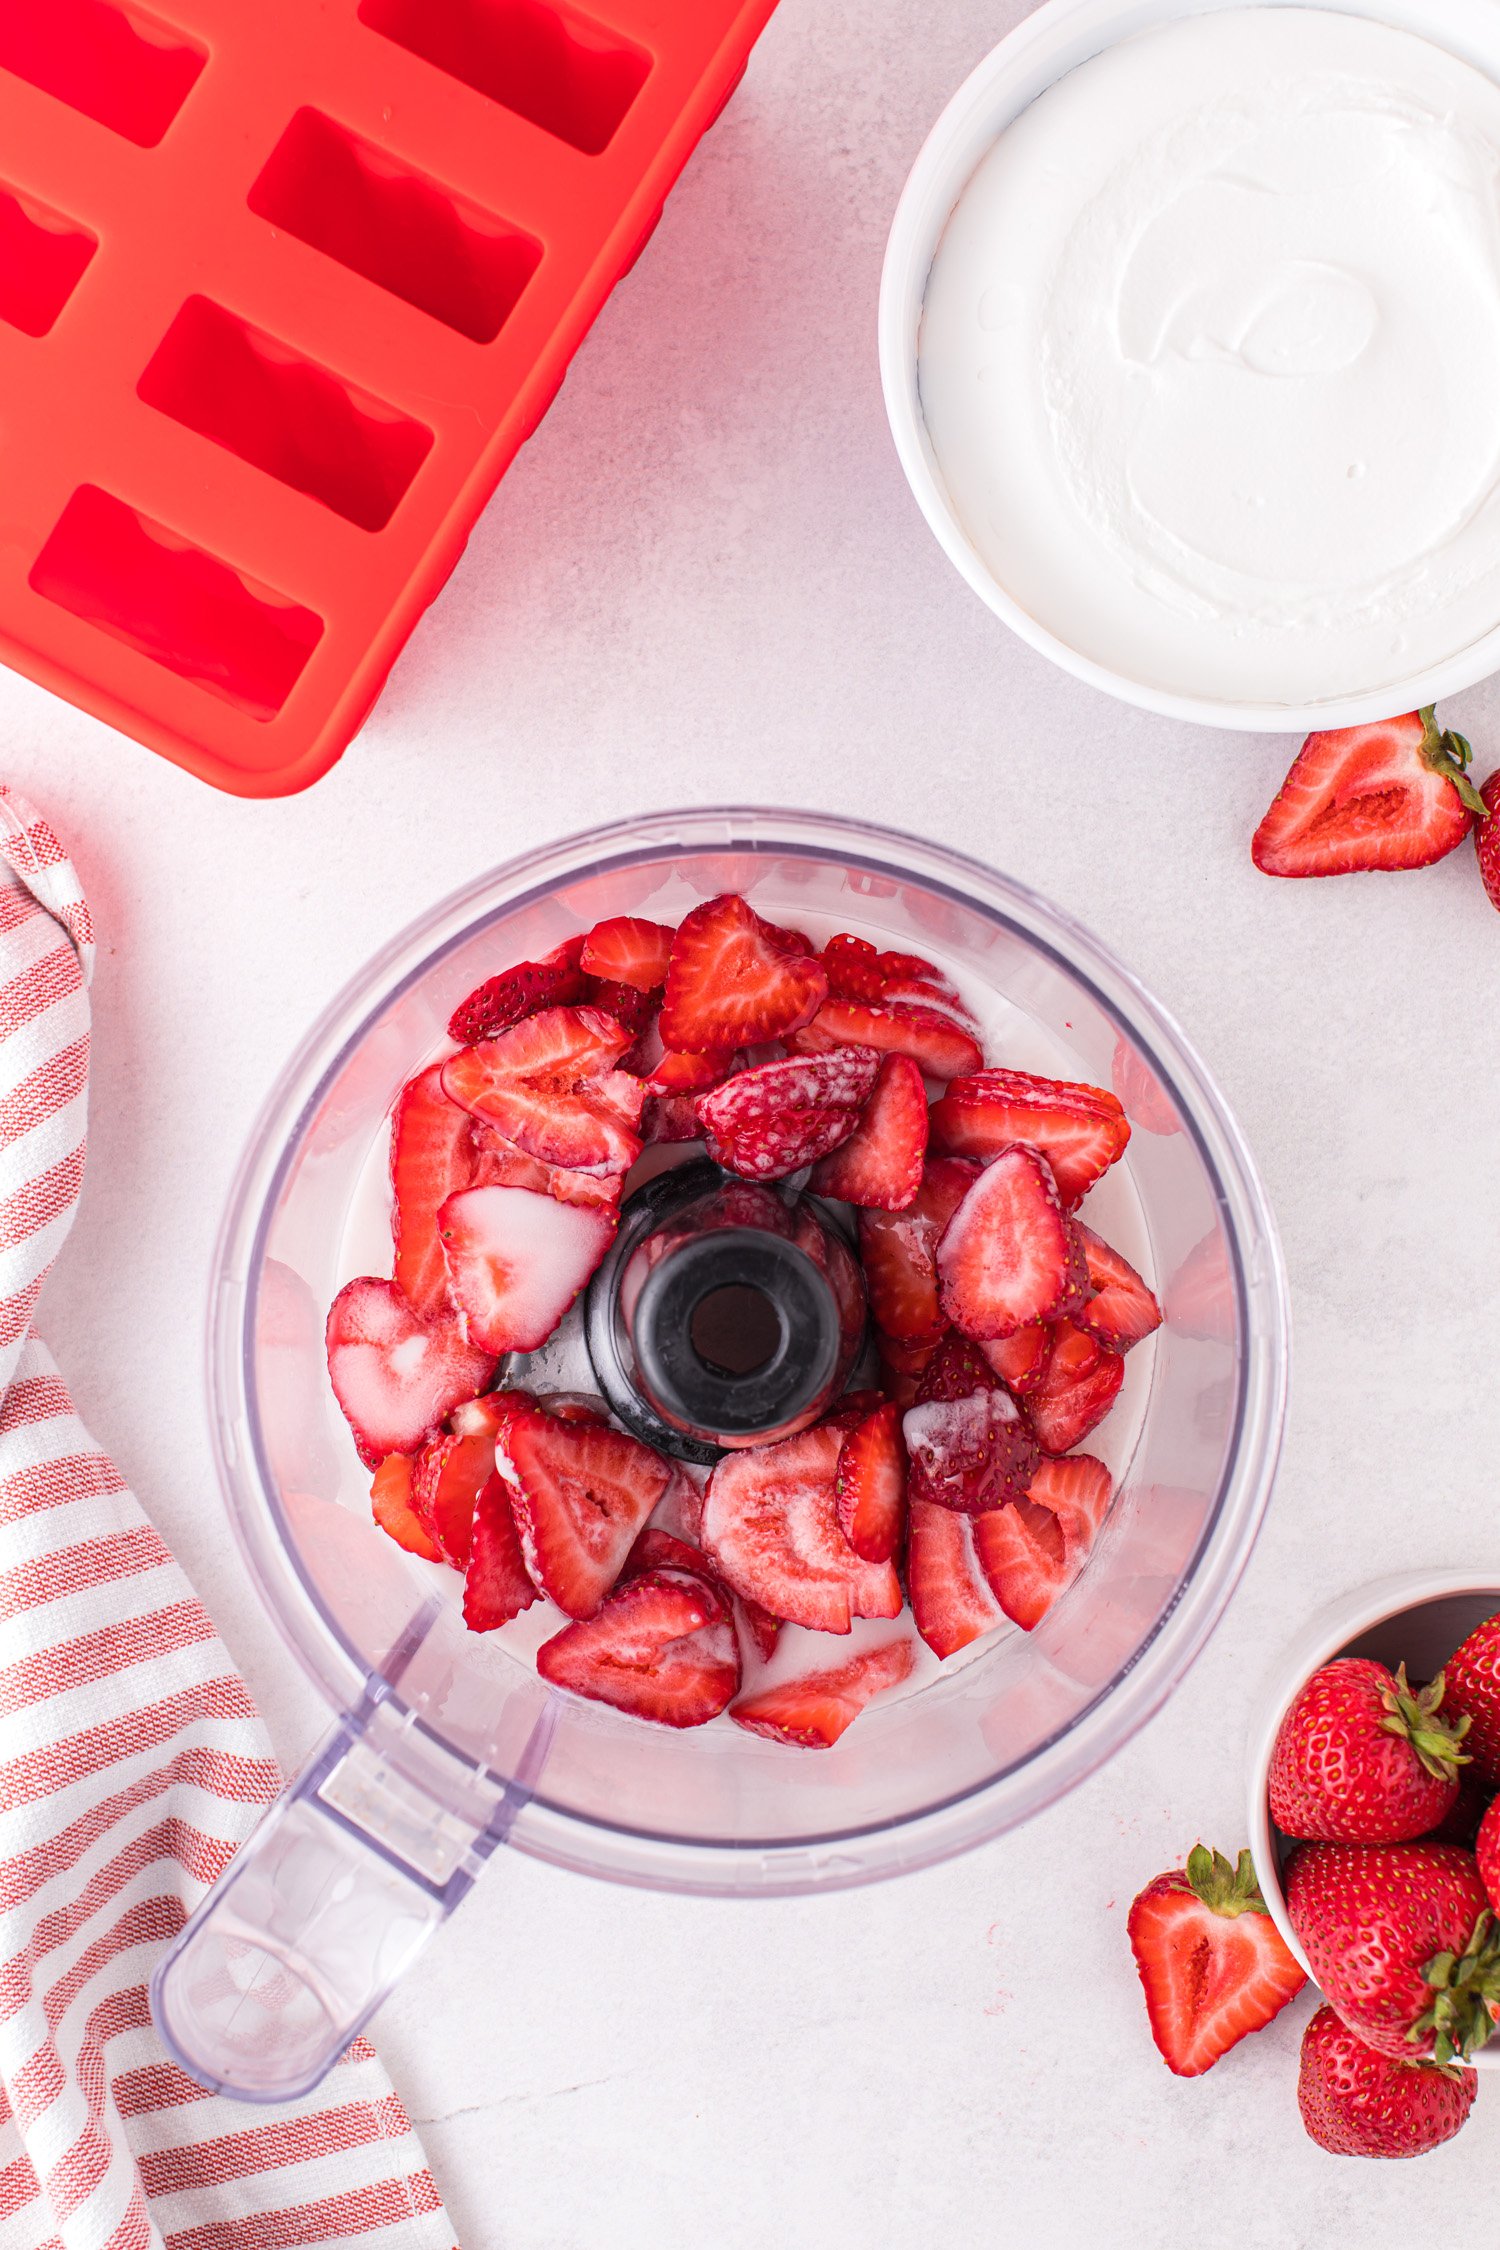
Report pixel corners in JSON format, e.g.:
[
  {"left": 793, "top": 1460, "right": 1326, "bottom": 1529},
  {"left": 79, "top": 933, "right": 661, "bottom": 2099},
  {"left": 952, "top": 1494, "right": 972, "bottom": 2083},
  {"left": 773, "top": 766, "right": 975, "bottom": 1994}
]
[{"left": 8, "top": 0, "right": 1500, "bottom": 2237}]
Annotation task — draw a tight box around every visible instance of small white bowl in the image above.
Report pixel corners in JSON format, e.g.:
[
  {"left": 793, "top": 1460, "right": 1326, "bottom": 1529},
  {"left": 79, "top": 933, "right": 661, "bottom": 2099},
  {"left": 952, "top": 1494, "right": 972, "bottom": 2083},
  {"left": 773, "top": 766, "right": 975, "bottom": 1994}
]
[
  {"left": 1245, "top": 1570, "right": 1500, "bottom": 2069},
  {"left": 878, "top": 0, "right": 1500, "bottom": 732}
]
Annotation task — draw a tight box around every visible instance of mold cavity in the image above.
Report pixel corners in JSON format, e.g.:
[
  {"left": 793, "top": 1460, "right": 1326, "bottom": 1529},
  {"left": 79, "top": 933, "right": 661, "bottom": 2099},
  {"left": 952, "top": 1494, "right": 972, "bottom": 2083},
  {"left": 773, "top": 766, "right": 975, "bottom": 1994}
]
[
  {"left": 248, "top": 110, "right": 541, "bottom": 344},
  {"left": 358, "top": 0, "right": 649, "bottom": 156},
  {"left": 30, "top": 487, "right": 323, "bottom": 721},
  {"left": 0, "top": 186, "right": 96, "bottom": 336},
  {"left": 0, "top": 0, "right": 206, "bottom": 148},
  {"left": 139, "top": 298, "right": 434, "bottom": 532}
]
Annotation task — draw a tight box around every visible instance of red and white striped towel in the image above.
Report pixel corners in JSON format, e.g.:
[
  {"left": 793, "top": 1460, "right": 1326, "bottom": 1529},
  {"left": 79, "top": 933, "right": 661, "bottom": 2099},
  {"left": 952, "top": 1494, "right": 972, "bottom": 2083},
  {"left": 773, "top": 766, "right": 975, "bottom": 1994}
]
[{"left": 0, "top": 792, "right": 455, "bottom": 2250}]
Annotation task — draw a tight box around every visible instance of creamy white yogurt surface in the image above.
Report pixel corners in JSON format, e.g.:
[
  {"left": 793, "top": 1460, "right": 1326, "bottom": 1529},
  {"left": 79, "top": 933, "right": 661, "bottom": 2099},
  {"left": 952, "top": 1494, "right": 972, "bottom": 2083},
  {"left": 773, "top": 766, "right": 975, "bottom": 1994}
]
[{"left": 918, "top": 8, "right": 1500, "bottom": 705}]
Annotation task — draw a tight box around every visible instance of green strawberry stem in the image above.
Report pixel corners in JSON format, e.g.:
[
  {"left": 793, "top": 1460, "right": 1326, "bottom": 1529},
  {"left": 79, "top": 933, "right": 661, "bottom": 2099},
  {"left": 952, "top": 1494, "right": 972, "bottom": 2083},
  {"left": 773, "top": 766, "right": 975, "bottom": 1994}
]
[
  {"left": 1379, "top": 1663, "right": 1471, "bottom": 1784},
  {"left": 1183, "top": 1845, "right": 1271, "bottom": 1920},
  {"left": 1419, "top": 706, "right": 1491, "bottom": 818},
  {"left": 1415, "top": 1911, "right": 1500, "bottom": 2065}
]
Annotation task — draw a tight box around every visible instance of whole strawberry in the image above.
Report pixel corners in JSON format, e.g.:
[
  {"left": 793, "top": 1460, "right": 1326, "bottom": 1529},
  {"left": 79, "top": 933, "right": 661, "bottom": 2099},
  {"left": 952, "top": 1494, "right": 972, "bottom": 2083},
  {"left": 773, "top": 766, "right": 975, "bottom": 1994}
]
[
  {"left": 1477, "top": 1798, "right": 1500, "bottom": 1911},
  {"left": 1127, "top": 1845, "right": 1306, "bottom": 2077},
  {"left": 1443, "top": 1610, "right": 1500, "bottom": 1785},
  {"left": 1269, "top": 1658, "right": 1470, "bottom": 1844},
  {"left": 1297, "top": 2005, "right": 1477, "bottom": 2159},
  {"left": 1285, "top": 1841, "right": 1500, "bottom": 2063},
  {"left": 1476, "top": 771, "right": 1500, "bottom": 915}
]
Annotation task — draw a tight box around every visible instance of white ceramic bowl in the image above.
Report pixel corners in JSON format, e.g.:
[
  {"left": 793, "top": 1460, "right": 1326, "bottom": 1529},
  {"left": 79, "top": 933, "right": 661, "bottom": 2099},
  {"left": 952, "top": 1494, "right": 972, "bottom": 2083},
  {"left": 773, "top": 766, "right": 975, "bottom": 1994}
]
[
  {"left": 879, "top": 0, "right": 1500, "bottom": 732},
  {"left": 1246, "top": 1570, "right": 1500, "bottom": 2069}
]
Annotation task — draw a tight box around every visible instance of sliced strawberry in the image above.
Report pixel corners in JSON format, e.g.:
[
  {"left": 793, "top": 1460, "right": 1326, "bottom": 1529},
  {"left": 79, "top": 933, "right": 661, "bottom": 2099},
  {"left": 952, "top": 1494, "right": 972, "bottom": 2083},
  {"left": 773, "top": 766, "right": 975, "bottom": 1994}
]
[
  {"left": 791, "top": 999, "right": 982, "bottom": 1082},
  {"left": 914, "top": 1331, "right": 1001, "bottom": 1405},
  {"left": 579, "top": 915, "right": 675, "bottom": 991},
  {"left": 808, "top": 1052, "right": 928, "bottom": 1210},
  {"left": 643, "top": 1048, "right": 727, "bottom": 1096},
  {"left": 937, "top": 1146, "right": 1082, "bottom": 1340},
  {"left": 370, "top": 1454, "right": 442, "bottom": 1564},
  {"left": 391, "top": 1064, "right": 476, "bottom": 1319},
  {"left": 972, "top": 1455, "right": 1113, "bottom": 1630},
  {"left": 979, "top": 1326, "right": 1049, "bottom": 1396},
  {"left": 438, "top": 1184, "right": 616, "bottom": 1355},
  {"left": 1023, "top": 1322, "right": 1125, "bottom": 1455},
  {"left": 690, "top": 1048, "right": 876, "bottom": 1181},
  {"left": 730, "top": 1636, "right": 915, "bottom": 1748},
  {"left": 902, "top": 1388, "right": 1039, "bottom": 1515},
  {"left": 1074, "top": 1224, "right": 1163, "bottom": 1352},
  {"left": 469, "top": 1128, "right": 622, "bottom": 1210},
  {"left": 582, "top": 976, "right": 656, "bottom": 1039},
  {"left": 495, "top": 1403, "right": 671, "bottom": 1618},
  {"left": 1252, "top": 708, "right": 1486, "bottom": 878},
  {"left": 859, "top": 1157, "right": 977, "bottom": 1342},
  {"left": 701, "top": 1424, "right": 902, "bottom": 1634},
  {"left": 443, "top": 1006, "right": 643, "bottom": 1172},
  {"left": 411, "top": 1391, "right": 509, "bottom": 1563},
  {"left": 623, "top": 1527, "right": 716, "bottom": 1582},
  {"left": 907, "top": 1499, "right": 1004, "bottom": 1659},
  {"left": 327, "top": 1278, "right": 495, "bottom": 1467},
  {"left": 820, "top": 933, "right": 887, "bottom": 1004},
  {"left": 1128, "top": 1846, "right": 1308, "bottom": 2077},
  {"left": 642, "top": 1091, "right": 705, "bottom": 1143},
  {"left": 789, "top": 1207, "right": 868, "bottom": 1388},
  {"left": 929, "top": 1068, "right": 1130, "bottom": 1208},
  {"left": 649, "top": 1461, "right": 706, "bottom": 1544},
  {"left": 660, "top": 895, "right": 827, "bottom": 1052},
  {"left": 835, "top": 1401, "right": 906, "bottom": 1563},
  {"left": 463, "top": 1469, "right": 540, "bottom": 1631},
  {"left": 536, "top": 1568, "right": 741, "bottom": 1727},
  {"left": 821, "top": 1387, "right": 888, "bottom": 1429},
  {"left": 448, "top": 936, "right": 586, "bottom": 1045},
  {"left": 877, "top": 1331, "right": 941, "bottom": 1408}
]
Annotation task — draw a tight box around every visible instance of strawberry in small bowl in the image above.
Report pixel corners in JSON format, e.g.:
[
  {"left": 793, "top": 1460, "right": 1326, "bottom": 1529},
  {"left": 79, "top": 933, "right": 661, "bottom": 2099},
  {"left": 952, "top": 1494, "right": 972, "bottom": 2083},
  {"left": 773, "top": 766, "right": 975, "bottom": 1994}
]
[{"left": 1249, "top": 1572, "right": 1500, "bottom": 2082}]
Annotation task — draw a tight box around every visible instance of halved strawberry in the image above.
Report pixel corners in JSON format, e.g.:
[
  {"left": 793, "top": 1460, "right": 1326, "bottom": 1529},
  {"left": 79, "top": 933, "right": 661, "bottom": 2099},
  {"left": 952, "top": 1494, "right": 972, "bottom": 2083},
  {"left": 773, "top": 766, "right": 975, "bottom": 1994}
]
[
  {"left": 443, "top": 1006, "right": 643, "bottom": 1172},
  {"left": 972, "top": 1455, "right": 1113, "bottom": 1629},
  {"left": 929, "top": 1069, "right": 1130, "bottom": 1208},
  {"left": 469, "top": 1128, "right": 622, "bottom": 1210},
  {"left": 694, "top": 1048, "right": 880, "bottom": 1181},
  {"left": 1074, "top": 1224, "right": 1163, "bottom": 1352},
  {"left": 859, "top": 1157, "right": 978, "bottom": 1341},
  {"left": 438, "top": 1184, "right": 616, "bottom": 1354},
  {"left": 327, "top": 1278, "right": 495, "bottom": 1467},
  {"left": 835, "top": 1401, "right": 906, "bottom": 1563},
  {"left": 791, "top": 999, "right": 982, "bottom": 1082},
  {"left": 412, "top": 1392, "right": 509, "bottom": 1563},
  {"left": 979, "top": 1326, "right": 1049, "bottom": 1396},
  {"left": 660, "top": 895, "right": 827, "bottom": 1052},
  {"left": 700, "top": 1424, "right": 902, "bottom": 1633},
  {"left": 579, "top": 915, "right": 675, "bottom": 991},
  {"left": 370, "top": 1454, "right": 442, "bottom": 1564},
  {"left": 463, "top": 1469, "right": 540, "bottom": 1631},
  {"left": 730, "top": 1636, "right": 915, "bottom": 1748},
  {"left": 495, "top": 1403, "right": 671, "bottom": 1618},
  {"left": 1129, "top": 1846, "right": 1308, "bottom": 2076},
  {"left": 907, "top": 1499, "right": 1004, "bottom": 1659},
  {"left": 537, "top": 1568, "right": 740, "bottom": 1727},
  {"left": 391, "top": 1064, "right": 476, "bottom": 1319},
  {"left": 937, "top": 1147, "right": 1083, "bottom": 1340},
  {"left": 1023, "top": 1322, "right": 1125, "bottom": 1455},
  {"left": 809, "top": 1052, "right": 928, "bottom": 1210},
  {"left": 448, "top": 937, "right": 586, "bottom": 1045},
  {"left": 1252, "top": 709, "right": 1486, "bottom": 878}
]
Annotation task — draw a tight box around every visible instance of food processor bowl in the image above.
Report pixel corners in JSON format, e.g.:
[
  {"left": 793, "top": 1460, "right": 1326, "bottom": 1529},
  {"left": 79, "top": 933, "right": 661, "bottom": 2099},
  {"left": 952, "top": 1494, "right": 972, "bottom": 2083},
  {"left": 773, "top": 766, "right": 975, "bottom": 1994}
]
[{"left": 151, "top": 808, "right": 1289, "bottom": 2101}]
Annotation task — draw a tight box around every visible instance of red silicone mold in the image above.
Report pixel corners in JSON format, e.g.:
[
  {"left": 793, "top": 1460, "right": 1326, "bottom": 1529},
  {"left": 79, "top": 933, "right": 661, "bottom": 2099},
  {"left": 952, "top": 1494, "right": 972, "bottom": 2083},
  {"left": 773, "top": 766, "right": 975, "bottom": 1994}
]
[{"left": 0, "top": 0, "right": 779, "bottom": 795}]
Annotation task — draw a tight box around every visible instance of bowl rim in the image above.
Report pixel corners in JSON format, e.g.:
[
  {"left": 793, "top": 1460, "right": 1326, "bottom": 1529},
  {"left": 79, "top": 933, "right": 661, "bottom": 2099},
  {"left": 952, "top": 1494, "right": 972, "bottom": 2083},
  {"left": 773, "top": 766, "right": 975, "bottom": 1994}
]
[
  {"left": 1245, "top": 1567, "right": 1500, "bottom": 2069},
  {"left": 211, "top": 805, "right": 1292, "bottom": 1894},
  {"left": 878, "top": 0, "right": 1500, "bottom": 733}
]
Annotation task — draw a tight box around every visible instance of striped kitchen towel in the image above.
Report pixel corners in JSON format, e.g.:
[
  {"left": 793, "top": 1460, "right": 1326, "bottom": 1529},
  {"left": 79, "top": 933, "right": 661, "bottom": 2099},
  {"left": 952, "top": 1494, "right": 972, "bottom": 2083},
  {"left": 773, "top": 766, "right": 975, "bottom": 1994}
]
[{"left": 0, "top": 790, "right": 455, "bottom": 2250}]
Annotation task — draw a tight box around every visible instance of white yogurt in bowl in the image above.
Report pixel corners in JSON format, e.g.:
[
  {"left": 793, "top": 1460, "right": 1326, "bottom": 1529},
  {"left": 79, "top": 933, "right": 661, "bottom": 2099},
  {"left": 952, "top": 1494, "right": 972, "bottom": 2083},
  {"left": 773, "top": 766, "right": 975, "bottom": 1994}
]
[{"left": 882, "top": 0, "right": 1500, "bottom": 728}]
